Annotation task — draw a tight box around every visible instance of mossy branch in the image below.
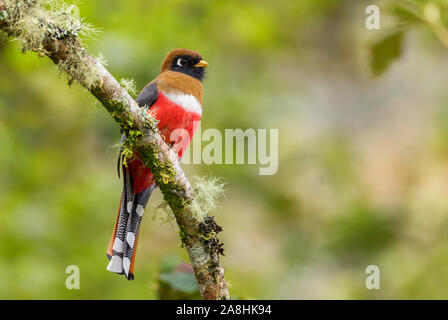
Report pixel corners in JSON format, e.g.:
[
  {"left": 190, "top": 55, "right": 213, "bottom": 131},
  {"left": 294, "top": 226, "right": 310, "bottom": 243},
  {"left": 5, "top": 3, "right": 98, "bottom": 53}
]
[{"left": 0, "top": 0, "right": 229, "bottom": 300}]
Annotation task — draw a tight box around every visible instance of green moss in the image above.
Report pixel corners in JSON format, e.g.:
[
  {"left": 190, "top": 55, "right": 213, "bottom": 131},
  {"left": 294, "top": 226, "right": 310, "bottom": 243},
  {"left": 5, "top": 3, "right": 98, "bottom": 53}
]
[
  {"left": 107, "top": 98, "right": 147, "bottom": 166},
  {"left": 179, "top": 226, "right": 187, "bottom": 243},
  {"left": 122, "top": 124, "right": 143, "bottom": 165},
  {"left": 109, "top": 103, "right": 161, "bottom": 167},
  {"left": 138, "top": 145, "right": 177, "bottom": 185}
]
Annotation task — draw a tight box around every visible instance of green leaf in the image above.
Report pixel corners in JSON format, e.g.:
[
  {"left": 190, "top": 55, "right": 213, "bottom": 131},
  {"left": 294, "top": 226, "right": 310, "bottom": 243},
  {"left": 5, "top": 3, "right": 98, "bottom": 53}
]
[
  {"left": 159, "top": 271, "right": 199, "bottom": 294},
  {"left": 159, "top": 254, "right": 182, "bottom": 273},
  {"left": 369, "top": 32, "right": 405, "bottom": 76}
]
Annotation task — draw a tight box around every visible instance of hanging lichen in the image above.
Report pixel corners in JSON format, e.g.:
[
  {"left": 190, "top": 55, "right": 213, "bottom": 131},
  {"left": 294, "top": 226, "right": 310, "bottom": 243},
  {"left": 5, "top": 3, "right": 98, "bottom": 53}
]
[
  {"left": 152, "top": 176, "right": 226, "bottom": 224},
  {"left": 2, "top": 0, "right": 100, "bottom": 88},
  {"left": 120, "top": 77, "right": 137, "bottom": 97}
]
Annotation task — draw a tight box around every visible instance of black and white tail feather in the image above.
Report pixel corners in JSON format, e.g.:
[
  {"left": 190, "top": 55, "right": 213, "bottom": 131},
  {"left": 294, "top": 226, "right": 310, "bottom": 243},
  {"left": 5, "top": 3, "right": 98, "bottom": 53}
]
[
  {"left": 107, "top": 83, "right": 159, "bottom": 280},
  {"left": 106, "top": 134, "right": 156, "bottom": 280}
]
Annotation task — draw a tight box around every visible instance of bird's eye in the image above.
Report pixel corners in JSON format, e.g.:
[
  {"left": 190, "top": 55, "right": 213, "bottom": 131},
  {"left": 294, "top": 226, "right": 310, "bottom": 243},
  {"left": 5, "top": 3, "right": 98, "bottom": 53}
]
[{"left": 177, "top": 58, "right": 188, "bottom": 67}]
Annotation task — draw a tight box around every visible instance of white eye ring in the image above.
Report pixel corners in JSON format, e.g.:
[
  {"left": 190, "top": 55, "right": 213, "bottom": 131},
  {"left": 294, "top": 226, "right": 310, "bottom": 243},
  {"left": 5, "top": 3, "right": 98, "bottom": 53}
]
[{"left": 177, "top": 58, "right": 187, "bottom": 67}]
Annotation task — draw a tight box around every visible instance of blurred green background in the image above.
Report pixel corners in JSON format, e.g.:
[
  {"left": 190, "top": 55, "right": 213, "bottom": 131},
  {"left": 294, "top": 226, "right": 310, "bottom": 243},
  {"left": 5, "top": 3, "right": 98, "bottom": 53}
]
[{"left": 2, "top": 0, "right": 448, "bottom": 299}]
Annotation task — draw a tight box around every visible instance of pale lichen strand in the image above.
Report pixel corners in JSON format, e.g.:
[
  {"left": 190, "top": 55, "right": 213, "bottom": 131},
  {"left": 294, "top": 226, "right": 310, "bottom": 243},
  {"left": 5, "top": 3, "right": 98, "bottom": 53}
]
[
  {"left": 190, "top": 176, "right": 225, "bottom": 222},
  {"left": 2, "top": 0, "right": 100, "bottom": 87},
  {"left": 0, "top": 8, "right": 8, "bottom": 21},
  {"left": 57, "top": 43, "right": 102, "bottom": 88},
  {"left": 151, "top": 176, "right": 225, "bottom": 224},
  {"left": 120, "top": 77, "right": 137, "bottom": 97}
]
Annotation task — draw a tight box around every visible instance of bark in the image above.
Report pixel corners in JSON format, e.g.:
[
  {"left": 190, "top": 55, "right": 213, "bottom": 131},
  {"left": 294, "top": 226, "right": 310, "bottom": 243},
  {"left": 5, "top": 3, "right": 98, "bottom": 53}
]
[{"left": 0, "top": 0, "right": 229, "bottom": 300}]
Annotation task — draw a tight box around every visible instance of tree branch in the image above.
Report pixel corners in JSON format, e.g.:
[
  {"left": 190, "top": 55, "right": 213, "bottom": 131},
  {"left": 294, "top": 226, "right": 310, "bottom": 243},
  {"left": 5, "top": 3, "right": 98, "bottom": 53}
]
[{"left": 0, "top": 0, "right": 229, "bottom": 300}]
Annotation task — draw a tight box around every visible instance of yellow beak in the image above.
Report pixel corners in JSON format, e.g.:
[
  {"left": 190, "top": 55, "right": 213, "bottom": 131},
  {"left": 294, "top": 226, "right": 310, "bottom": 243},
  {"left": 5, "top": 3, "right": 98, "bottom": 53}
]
[{"left": 194, "top": 60, "right": 209, "bottom": 68}]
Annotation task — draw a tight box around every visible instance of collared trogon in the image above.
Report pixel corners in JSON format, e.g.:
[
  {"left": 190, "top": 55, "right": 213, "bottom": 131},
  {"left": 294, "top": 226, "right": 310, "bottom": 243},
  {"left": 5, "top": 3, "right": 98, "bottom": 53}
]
[{"left": 106, "top": 49, "right": 208, "bottom": 280}]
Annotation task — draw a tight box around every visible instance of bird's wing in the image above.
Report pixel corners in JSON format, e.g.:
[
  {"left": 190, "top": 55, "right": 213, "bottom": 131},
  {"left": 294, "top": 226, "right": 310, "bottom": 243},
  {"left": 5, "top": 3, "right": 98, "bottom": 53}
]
[{"left": 136, "top": 81, "right": 159, "bottom": 109}]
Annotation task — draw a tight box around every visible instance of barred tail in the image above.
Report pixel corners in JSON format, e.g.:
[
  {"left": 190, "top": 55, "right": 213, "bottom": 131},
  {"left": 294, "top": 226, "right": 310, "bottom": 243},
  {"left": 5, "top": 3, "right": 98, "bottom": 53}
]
[{"left": 106, "top": 165, "right": 155, "bottom": 280}]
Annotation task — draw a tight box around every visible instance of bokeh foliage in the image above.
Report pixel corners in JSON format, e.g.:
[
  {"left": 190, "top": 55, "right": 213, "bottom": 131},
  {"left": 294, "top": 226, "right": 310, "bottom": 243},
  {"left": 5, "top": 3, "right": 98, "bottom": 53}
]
[{"left": 1, "top": 0, "right": 448, "bottom": 299}]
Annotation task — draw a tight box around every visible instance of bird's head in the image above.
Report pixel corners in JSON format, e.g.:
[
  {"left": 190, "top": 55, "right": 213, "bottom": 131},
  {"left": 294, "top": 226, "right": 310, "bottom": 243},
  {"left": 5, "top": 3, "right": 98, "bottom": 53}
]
[{"left": 161, "top": 48, "right": 208, "bottom": 81}]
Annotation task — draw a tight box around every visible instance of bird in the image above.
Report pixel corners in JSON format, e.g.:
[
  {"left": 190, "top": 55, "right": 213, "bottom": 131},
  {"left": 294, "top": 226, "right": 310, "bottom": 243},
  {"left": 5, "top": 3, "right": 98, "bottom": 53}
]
[{"left": 106, "top": 49, "right": 208, "bottom": 280}]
